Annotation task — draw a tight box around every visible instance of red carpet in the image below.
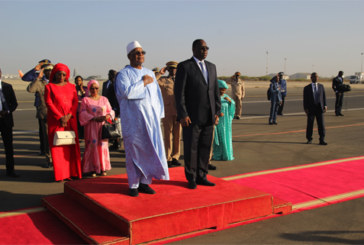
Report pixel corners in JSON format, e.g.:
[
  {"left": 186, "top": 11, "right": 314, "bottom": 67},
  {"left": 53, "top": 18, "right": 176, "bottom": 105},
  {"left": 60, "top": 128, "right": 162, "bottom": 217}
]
[
  {"left": 0, "top": 208, "right": 83, "bottom": 245},
  {"left": 225, "top": 156, "right": 364, "bottom": 211},
  {"left": 1, "top": 156, "right": 364, "bottom": 244}
]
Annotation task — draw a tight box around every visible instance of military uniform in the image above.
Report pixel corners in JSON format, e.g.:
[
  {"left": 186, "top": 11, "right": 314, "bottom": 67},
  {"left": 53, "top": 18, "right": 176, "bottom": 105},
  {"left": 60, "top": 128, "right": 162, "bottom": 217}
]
[
  {"left": 27, "top": 77, "right": 52, "bottom": 166},
  {"left": 158, "top": 62, "right": 181, "bottom": 165},
  {"left": 230, "top": 74, "right": 245, "bottom": 119}
]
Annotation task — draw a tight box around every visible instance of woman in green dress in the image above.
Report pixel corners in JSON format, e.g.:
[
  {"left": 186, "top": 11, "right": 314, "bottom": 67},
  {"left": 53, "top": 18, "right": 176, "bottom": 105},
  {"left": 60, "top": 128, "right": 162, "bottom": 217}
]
[{"left": 212, "top": 80, "right": 235, "bottom": 161}]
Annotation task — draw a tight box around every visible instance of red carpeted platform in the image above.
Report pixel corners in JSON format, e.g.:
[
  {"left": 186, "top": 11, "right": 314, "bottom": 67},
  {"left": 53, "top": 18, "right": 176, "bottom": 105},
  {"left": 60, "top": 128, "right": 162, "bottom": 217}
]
[{"left": 42, "top": 167, "right": 291, "bottom": 244}]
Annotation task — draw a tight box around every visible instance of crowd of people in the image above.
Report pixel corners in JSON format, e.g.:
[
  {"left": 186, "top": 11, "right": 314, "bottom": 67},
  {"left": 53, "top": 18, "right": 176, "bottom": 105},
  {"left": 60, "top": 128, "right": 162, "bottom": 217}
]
[{"left": 0, "top": 39, "right": 349, "bottom": 196}]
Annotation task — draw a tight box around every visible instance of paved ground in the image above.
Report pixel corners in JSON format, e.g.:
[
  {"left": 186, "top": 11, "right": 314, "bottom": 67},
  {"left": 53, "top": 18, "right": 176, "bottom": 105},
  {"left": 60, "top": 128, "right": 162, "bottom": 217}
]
[{"left": 1, "top": 80, "right": 364, "bottom": 244}]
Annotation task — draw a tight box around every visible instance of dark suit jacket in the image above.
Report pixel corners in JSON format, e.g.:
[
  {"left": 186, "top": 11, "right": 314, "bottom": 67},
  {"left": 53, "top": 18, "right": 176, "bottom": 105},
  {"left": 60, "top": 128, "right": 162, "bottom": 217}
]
[
  {"left": 303, "top": 83, "right": 326, "bottom": 113},
  {"left": 332, "top": 76, "right": 343, "bottom": 93},
  {"left": 174, "top": 57, "right": 221, "bottom": 126},
  {"left": 0, "top": 81, "right": 18, "bottom": 128},
  {"left": 102, "top": 80, "right": 110, "bottom": 97}
]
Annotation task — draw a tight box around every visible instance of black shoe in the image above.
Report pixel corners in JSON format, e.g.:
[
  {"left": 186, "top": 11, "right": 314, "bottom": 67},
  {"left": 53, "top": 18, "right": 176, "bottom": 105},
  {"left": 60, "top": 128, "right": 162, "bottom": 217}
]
[
  {"left": 234, "top": 116, "right": 240, "bottom": 120},
  {"left": 278, "top": 113, "right": 283, "bottom": 116},
  {"left": 319, "top": 141, "right": 328, "bottom": 145},
  {"left": 188, "top": 180, "right": 197, "bottom": 189},
  {"left": 171, "top": 158, "right": 181, "bottom": 166},
  {"left": 129, "top": 188, "right": 139, "bottom": 197},
  {"left": 6, "top": 171, "right": 19, "bottom": 178},
  {"left": 208, "top": 163, "right": 217, "bottom": 170},
  {"left": 269, "top": 122, "right": 273, "bottom": 125},
  {"left": 307, "top": 140, "right": 312, "bottom": 144},
  {"left": 339, "top": 113, "right": 344, "bottom": 116},
  {"left": 196, "top": 179, "right": 216, "bottom": 186},
  {"left": 167, "top": 161, "right": 173, "bottom": 168},
  {"left": 273, "top": 122, "right": 278, "bottom": 125},
  {"left": 138, "top": 183, "right": 156, "bottom": 194}
]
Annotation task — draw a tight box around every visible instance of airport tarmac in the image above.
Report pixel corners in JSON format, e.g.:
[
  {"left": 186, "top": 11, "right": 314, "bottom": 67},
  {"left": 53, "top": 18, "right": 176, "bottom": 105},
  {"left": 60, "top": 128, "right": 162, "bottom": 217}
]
[{"left": 1, "top": 80, "right": 364, "bottom": 244}]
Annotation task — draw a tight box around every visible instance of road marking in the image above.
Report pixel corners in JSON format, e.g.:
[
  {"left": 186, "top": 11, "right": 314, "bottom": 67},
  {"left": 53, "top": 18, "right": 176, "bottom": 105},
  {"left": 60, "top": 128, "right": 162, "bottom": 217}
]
[
  {"left": 222, "top": 156, "right": 364, "bottom": 181},
  {"left": 293, "top": 189, "right": 364, "bottom": 210},
  {"left": 236, "top": 107, "right": 364, "bottom": 120},
  {"left": 0, "top": 207, "right": 45, "bottom": 219},
  {"left": 13, "top": 130, "right": 38, "bottom": 134},
  {"left": 232, "top": 122, "right": 364, "bottom": 138},
  {"left": 14, "top": 108, "right": 35, "bottom": 111},
  {"left": 243, "top": 94, "right": 364, "bottom": 103}
]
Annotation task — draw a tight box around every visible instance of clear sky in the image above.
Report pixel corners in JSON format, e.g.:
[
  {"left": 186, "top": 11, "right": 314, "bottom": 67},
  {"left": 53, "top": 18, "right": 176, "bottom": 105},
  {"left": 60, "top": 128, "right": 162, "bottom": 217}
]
[{"left": 1, "top": 0, "right": 364, "bottom": 78}]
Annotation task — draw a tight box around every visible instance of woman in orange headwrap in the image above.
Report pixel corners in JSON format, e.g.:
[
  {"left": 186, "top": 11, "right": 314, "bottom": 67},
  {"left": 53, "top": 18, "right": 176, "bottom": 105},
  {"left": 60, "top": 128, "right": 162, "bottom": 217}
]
[{"left": 44, "top": 63, "right": 82, "bottom": 181}]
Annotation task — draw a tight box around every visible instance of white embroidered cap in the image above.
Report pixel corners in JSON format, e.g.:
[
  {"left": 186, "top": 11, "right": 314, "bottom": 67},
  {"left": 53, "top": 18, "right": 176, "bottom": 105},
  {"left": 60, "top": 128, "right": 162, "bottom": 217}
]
[{"left": 126, "top": 41, "right": 142, "bottom": 55}]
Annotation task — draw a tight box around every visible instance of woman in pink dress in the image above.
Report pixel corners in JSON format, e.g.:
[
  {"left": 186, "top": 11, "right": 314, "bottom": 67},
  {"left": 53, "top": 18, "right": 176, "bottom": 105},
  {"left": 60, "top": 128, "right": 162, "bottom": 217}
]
[
  {"left": 79, "top": 80, "right": 115, "bottom": 177},
  {"left": 44, "top": 63, "right": 82, "bottom": 181}
]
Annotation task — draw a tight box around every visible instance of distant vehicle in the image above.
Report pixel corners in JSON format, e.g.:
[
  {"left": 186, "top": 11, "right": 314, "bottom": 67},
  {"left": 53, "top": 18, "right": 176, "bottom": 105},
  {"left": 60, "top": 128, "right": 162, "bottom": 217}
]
[
  {"left": 346, "top": 75, "right": 360, "bottom": 84},
  {"left": 355, "top": 72, "right": 364, "bottom": 84},
  {"left": 85, "top": 75, "right": 102, "bottom": 80}
]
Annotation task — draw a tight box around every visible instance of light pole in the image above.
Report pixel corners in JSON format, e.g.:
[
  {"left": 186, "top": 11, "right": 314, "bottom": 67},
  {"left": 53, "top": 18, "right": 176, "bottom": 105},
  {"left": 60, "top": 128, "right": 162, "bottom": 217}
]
[
  {"left": 265, "top": 50, "right": 269, "bottom": 76},
  {"left": 361, "top": 52, "right": 363, "bottom": 74}
]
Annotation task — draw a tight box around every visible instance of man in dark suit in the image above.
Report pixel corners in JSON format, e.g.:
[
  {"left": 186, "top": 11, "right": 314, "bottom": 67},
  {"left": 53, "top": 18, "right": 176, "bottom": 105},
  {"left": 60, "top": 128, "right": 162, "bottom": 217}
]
[
  {"left": 174, "top": 39, "right": 221, "bottom": 189},
  {"left": 0, "top": 68, "right": 19, "bottom": 177},
  {"left": 102, "top": 69, "right": 121, "bottom": 150},
  {"left": 303, "top": 72, "right": 327, "bottom": 145},
  {"left": 332, "top": 70, "right": 344, "bottom": 116}
]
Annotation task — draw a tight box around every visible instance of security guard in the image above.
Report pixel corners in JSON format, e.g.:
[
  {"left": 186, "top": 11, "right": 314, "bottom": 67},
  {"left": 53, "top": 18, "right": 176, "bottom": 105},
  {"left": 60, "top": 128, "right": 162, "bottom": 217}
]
[{"left": 158, "top": 61, "right": 181, "bottom": 167}]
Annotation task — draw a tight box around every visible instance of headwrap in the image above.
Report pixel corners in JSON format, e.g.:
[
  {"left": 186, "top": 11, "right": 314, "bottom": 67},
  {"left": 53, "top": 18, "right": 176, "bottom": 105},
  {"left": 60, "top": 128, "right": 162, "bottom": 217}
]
[
  {"left": 218, "top": 79, "right": 228, "bottom": 89},
  {"left": 87, "top": 80, "right": 99, "bottom": 91},
  {"left": 126, "top": 41, "right": 142, "bottom": 55},
  {"left": 49, "top": 63, "right": 70, "bottom": 83}
]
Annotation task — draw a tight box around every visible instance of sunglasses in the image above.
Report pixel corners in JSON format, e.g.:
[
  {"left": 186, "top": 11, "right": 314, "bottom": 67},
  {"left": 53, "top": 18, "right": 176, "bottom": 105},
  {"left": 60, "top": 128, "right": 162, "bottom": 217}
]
[
  {"left": 134, "top": 51, "right": 146, "bottom": 56},
  {"left": 201, "top": 46, "right": 209, "bottom": 51}
]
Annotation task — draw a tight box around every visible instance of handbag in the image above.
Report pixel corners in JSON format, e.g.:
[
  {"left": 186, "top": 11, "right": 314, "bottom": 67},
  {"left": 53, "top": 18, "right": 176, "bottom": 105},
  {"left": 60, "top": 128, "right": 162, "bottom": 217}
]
[
  {"left": 102, "top": 120, "right": 121, "bottom": 139},
  {"left": 53, "top": 131, "right": 76, "bottom": 146}
]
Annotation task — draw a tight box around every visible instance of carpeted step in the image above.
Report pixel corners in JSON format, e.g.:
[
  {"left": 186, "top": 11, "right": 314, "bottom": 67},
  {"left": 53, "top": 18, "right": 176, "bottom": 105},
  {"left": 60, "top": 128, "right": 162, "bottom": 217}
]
[
  {"left": 42, "top": 194, "right": 129, "bottom": 245},
  {"left": 273, "top": 197, "right": 292, "bottom": 214},
  {"left": 62, "top": 168, "right": 275, "bottom": 244}
]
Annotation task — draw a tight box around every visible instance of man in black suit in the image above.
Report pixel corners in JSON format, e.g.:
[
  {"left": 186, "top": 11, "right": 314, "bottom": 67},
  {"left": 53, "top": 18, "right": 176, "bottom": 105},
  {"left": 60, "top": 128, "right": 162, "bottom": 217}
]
[
  {"left": 0, "top": 68, "right": 19, "bottom": 177},
  {"left": 102, "top": 69, "right": 121, "bottom": 150},
  {"left": 174, "top": 39, "right": 221, "bottom": 189},
  {"left": 332, "top": 70, "right": 344, "bottom": 116},
  {"left": 303, "top": 72, "right": 327, "bottom": 145}
]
